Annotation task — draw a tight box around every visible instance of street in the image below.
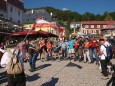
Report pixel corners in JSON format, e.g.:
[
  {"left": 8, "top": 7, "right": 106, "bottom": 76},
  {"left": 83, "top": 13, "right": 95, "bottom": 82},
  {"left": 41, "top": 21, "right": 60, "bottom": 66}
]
[{"left": 1, "top": 59, "right": 114, "bottom": 86}]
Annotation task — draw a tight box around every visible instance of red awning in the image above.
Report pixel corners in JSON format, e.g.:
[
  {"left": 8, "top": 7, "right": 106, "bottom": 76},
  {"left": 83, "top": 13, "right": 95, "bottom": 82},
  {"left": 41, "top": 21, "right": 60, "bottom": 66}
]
[
  {"left": 10, "top": 30, "right": 58, "bottom": 37},
  {"left": 10, "top": 30, "right": 37, "bottom": 36},
  {"left": 0, "top": 32, "right": 10, "bottom": 35}
]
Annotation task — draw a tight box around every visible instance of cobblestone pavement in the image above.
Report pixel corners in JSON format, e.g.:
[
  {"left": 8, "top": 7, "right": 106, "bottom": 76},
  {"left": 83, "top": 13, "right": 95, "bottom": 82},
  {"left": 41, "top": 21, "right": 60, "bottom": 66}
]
[{"left": 0, "top": 59, "right": 115, "bottom": 86}]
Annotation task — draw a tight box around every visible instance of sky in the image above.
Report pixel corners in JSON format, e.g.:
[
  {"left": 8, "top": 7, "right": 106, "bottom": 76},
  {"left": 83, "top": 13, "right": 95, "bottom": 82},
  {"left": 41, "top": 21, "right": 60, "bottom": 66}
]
[{"left": 24, "top": 0, "right": 115, "bottom": 14}]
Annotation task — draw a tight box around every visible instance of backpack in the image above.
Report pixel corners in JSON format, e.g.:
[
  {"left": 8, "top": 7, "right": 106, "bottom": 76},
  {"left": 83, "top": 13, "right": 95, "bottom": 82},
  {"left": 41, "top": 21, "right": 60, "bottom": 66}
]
[
  {"left": 103, "top": 45, "right": 112, "bottom": 59},
  {"left": 6, "top": 50, "right": 23, "bottom": 75}
]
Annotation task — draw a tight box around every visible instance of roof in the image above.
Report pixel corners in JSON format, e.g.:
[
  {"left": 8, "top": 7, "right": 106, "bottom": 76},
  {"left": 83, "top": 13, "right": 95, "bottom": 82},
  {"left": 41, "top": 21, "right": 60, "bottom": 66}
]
[
  {"left": 7, "top": 0, "right": 24, "bottom": 10},
  {"left": 81, "top": 21, "right": 115, "bottom": 25},
  {"left": 101, "top": 28, "right": 115, "bottom": 30},
  {"left": 23, "top": 9, "right": 52, "bottom": 24}
]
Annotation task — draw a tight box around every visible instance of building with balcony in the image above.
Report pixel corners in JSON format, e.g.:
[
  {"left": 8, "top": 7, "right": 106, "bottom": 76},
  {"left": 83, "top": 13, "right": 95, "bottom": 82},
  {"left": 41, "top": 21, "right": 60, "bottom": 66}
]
[{"left": 80, "top": 21, "right": 115, "bottom": 35}]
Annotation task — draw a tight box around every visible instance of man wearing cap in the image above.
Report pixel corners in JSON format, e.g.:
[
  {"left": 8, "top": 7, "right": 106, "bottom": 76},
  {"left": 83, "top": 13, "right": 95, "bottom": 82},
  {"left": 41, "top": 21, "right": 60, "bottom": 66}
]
[{"left": 99, "top": 39, "right": 109, "bottom": 80}]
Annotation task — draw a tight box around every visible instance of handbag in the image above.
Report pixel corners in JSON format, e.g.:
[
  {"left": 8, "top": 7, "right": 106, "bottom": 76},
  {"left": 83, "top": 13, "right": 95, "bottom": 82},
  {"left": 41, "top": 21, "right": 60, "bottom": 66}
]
[{"left": 6, "top": 50, "right": 23, "bottom": 75}]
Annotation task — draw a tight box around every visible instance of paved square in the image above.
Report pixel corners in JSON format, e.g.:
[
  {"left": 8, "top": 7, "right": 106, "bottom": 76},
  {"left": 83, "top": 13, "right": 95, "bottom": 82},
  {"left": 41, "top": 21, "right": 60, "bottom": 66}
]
[{"left": 0, "top": 59, "right": 114, "bottom": 86}]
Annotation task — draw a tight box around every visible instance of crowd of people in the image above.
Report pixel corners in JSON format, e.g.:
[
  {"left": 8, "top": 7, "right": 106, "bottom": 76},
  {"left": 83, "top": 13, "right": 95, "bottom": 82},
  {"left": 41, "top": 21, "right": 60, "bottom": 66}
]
[
  {"left": 0, "top": 36, "right": 114, "bottom": 86},
  {"left": 17, "top": 36, "right": 113, "bottom": 78}
]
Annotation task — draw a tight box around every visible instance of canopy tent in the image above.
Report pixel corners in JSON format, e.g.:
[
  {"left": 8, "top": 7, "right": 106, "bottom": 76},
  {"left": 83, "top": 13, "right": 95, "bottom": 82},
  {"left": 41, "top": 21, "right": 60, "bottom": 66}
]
[
  {"left": 35, "top": 23, "right": 59, "bottom": 28},
  {"left": 33, "top": 18, "right": 50, "bottom": 30},
  {"left": 0, "top": 32, "right": 10, "bottom": 35},
  {"left": 10, "top": 30, "right": 38, "bottom": 36},
  {"left": 10, "top": 30, "right": 58, "bottom": 37},
  {"left": 37, "top": 30, "right": 58, "bottom": 37},
  {"left": 32, "top": 17, "right": 59, "bottom": 31},
  {"left": 36, "top": 19, "right": 50, "bottom": 24}
]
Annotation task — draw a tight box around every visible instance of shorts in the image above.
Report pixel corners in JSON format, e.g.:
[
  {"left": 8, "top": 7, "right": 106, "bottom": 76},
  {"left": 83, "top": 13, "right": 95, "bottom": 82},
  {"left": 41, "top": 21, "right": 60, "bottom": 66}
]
[{"left": 69, "top": 49, "right": 74, "bottom": 54}]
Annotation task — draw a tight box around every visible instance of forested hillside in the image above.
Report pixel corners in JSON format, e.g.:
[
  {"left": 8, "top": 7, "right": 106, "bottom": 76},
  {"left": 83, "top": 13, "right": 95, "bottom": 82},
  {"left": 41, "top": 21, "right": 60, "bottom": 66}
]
[{"left": 26, "top": 7, "right": 115, "bottom": 33}]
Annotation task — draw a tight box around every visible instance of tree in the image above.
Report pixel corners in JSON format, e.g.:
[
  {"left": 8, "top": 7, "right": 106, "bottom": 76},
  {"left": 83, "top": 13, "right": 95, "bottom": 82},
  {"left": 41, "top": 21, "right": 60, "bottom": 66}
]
[{"left": 104, "top": 13, "right": 112, "bottom": 21}]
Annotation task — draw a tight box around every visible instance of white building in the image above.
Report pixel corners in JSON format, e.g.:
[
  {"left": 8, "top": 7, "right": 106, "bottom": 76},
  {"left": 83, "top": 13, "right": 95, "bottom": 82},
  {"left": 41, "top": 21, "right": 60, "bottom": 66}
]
[
  {"left": 6, "top": 0, "right": 24, "bottom": 25},
  {"left": 0, "top": 0, "right": 24, "bottom": 25}
]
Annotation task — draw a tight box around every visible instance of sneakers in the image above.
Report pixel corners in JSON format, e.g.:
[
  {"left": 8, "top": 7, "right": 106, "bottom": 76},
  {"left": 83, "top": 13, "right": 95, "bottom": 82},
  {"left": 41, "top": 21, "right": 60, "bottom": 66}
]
[{"left": 101, "top": 76, "right": 109, "bottom": 80}]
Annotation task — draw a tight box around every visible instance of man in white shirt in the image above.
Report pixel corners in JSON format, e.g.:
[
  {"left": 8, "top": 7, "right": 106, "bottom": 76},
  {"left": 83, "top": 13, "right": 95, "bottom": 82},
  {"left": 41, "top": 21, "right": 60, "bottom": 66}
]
[{"left": 99, "top": 39, "right": 109, "bottom": 80}]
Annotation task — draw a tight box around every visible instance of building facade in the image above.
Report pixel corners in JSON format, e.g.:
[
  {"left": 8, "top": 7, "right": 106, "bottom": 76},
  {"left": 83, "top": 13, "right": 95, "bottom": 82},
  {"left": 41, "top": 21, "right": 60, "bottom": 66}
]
[
  {"left": 0, "top": 0, "right": 7, "bottom": 18},
  {"left": 79, "top": 21, "right": 115, "bottom": 35},
  {"left": 101, "top": 28, "right": 115, "bottom": 37},
  {"left": 23, "top": 9, "right": 52, "bottom": 27},
  {"left": 6, "top": 0, "right": 24, "bottom": 25},
  {"left": 0, "top": 0, "right": 24, "bottom": 25}
]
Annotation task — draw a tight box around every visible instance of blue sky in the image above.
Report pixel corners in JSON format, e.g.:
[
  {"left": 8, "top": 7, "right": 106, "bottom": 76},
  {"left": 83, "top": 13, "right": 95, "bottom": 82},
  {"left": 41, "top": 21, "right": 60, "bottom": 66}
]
[{"left": 24, "top": 0, "right": 115, "bottom": 14}]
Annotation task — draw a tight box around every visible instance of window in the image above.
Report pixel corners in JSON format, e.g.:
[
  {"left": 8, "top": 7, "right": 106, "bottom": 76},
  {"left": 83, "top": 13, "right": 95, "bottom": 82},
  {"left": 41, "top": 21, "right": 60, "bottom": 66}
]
[
  {"left": 18, "top": 20, "right": 20, "bottom": 24},
  {"left": 103, "top": 25, "right": 106, "bottom": 28},
  {"left": 10, "top": 7, "right": 12, "bottom": 12},
  {"left": 10, "top": 17, "right": 12, "bottom": 21},
  {"left": 91, "top": 25, "right": 94, "bottom": 28},
  {"left": 85, "top": 25, "right": 89, "bottom": 28},
  {"left": 27, "top": 19, "right": 29, "bottom": 22},
  {"left": 18, "top": 11, "right": 20, "bottom": 16},
  {"left": 93, "top": 30, "right": 96, "bottom": 33},
  {"left": 92, "top": 30, "right": 93, "bottom": 33},
  {"left": 33, "top": 19, "right": 35, "bottom": 22},
  {"left": 0, "top": 14, "right": 3, "bottom": 17},
  {"left": 97, "top": 25, "right": 100, "bottom": 28}
]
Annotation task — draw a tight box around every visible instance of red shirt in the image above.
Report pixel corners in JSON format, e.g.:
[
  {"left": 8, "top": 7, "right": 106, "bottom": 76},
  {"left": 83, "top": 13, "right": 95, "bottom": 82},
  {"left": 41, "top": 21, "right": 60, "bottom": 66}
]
[
  {"left": 47, "top": 43, "right": 52, "bottom": 49},
  {"left": 40, "top": 41, "right": 45, "bottom": 47},
  {"left": 90, "top": 40, "right": 98, "bottom": 48},
  {"left": 74, "top": 41, "right": 79, "bottom": 49}
]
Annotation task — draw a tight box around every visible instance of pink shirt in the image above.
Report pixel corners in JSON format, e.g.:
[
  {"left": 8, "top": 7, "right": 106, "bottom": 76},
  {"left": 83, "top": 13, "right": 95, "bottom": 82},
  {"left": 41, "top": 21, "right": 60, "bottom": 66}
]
[{"left": 18, "top": 43, "right": 24, "bottom": 51}]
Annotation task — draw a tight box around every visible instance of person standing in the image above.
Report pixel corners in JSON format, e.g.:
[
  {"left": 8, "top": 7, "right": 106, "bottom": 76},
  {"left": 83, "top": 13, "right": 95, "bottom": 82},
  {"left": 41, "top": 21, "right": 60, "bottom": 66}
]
[
  {"left": 18, "top": 41, "right": 26, "bottom": 69},
  {"left": 28, "top": 41, "right": 38, "bottom": 72},
  {"left": 68, "top": 37, "right": 74, "bottom": 60},
  {"left": 1, "top": 48, "right": 26, "bottom": 86},
  {"left": 60, "top": 40, "right": 67, "bottom": 60},
  {"left": 65, "top": 39, "right": 69, "bottom": 58},
  {"left": 98, "top": 39, "right": 109, "bottom": 80},
  {"left": 89, "top": 37, "right": 99, "bottom": 64},
  {"left": 52, "top": 40, "right": 60, "bottom": 61},
  {"left": 83, "top": 38, "right": 91, "bottom": 63},
  {"left": 46, "top": 39, "right": 52, "bottom": 60},
  {"left": 78, "top": 37, "right": 84, "bottom": 62},
  {"left": 73, "top": 38, "right": 79, "bottom": 61}
]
